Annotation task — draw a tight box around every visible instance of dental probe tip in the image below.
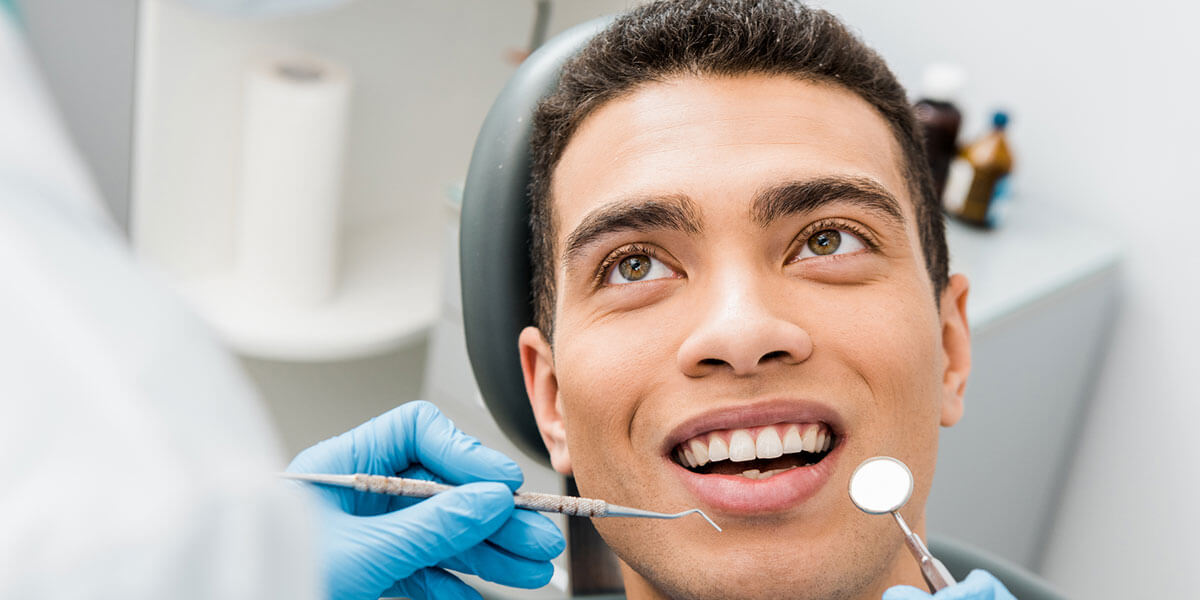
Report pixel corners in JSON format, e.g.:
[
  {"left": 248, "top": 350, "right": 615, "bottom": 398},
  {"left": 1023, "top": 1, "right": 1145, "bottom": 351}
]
[
  {"left": 678, "top": 509, "right": 723, "bottom": 532},
  {"left": 605, "top": 504, "right": 722, "bottom": 531}
]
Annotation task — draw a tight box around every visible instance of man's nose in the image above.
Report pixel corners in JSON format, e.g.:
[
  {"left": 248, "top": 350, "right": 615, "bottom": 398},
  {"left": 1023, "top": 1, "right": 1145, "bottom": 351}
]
[{"left": 676, "top": 277, "right": 813, "bottom": 378}]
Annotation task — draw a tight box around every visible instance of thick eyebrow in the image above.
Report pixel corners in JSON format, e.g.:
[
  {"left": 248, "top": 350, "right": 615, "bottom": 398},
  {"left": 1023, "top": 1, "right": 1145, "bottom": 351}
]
[
  {"left": 561, "top": 195, "right": 702, "bottom": 269},
  {"left": 750, "top": 176, "right": 905, "bottom": 227}
]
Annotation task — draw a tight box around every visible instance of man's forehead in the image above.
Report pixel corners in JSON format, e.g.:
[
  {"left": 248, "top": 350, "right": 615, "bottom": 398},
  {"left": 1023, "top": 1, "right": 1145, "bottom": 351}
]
[{"left": 550, "top": 73, "right": 914, "bottom": 238}]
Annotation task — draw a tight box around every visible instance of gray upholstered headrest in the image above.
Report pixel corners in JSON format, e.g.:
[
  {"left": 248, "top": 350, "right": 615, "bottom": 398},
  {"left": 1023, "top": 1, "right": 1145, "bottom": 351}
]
[{"left": 460, "top": 17, "right": 612, "bottom": 465}]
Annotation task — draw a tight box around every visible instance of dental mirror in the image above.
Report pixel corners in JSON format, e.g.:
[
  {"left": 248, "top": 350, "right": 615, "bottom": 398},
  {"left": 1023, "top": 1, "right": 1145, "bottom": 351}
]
[
  {"left": 849, "top": 456, "right": 914, "bottom": 514},
  {"left": 849, "top": 456, "right": 956, "bottom": 592}
]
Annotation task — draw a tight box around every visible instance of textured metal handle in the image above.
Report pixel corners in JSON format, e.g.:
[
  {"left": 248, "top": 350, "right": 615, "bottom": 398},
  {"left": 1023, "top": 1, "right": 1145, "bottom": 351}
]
[
  {"left": 515, "top": 491, "right": 608, "bottom": 517},
  {"left": 351, "top": 474, "right": 454, "bottom": 498},
  {"left": 342, "top": 475, "right": 611, "bottom": 518}
]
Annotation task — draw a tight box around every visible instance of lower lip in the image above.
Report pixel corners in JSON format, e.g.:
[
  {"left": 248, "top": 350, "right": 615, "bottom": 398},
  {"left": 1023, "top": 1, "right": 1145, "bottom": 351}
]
[{"left": 671, "top": 442, "right": 843, "bottom": 514}]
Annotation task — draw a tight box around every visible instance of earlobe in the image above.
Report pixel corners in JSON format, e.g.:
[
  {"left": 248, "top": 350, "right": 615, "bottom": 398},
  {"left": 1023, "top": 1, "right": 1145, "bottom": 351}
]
[
  {"left": 939, "top": 274, "right": 971, "bottom": 427},
  {"left": 518, "top": 326, "right": 572, "bottom": 474}
]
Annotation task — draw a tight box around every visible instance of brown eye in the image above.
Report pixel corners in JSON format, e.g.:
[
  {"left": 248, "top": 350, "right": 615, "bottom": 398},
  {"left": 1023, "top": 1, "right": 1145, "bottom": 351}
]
[
  {"left": 807, "top": 229, "right": 842, "bottom": 256},
  {"left": 618, "top": 255, "right": 652, "bottom": 281}
]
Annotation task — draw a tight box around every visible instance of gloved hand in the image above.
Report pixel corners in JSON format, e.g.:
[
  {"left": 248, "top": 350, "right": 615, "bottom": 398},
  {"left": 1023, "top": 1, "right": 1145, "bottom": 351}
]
[
  {"left": 882, "top": 570, "right": 1017, "bottom": 600},
  {"left": 287, "top": 401, "right": 565, "bottom": 600}
]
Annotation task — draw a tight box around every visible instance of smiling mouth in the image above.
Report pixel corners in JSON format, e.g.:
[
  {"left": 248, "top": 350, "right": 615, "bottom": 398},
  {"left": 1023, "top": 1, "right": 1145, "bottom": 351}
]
[{"left": 672, "top": 422, "right": 837, "bottom": 480}]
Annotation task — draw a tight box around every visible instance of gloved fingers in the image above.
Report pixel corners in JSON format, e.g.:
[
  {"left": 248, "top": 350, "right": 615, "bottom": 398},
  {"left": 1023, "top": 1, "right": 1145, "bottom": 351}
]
[
  {"left": 400, "top": 401, "right": 525, "bottom": 490},
  {"left": 289, "top": 401, "right": 523, "bottom": 489},
  {"left": 380, "top": 567, "right": 484, "bottom": 600},
  {"left": 882, "top": 569, "right": 1016, "bottom": 600},
  {"left": 484, "top": 508, "right": 565, "bottom": 562},
  {"left": 386, "top": 466, "right": 564, "bottom": 561},
  {"left": 881, "top": 585, "right": 932, "bottom": 600},
  {"left": 939, "top": 570, "right": 1017, "bottom": 600},
  {"left": 366, "top": 481, "right": 515, "bottom": 577},
  {"left": 438, "top": 541, "right": 555, "bottom": 589}
]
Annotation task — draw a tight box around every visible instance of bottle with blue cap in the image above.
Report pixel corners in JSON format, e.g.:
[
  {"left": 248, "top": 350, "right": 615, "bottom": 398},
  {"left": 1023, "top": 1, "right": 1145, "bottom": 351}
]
[{"left": 943, "top": 110, "right": 1014, "bottom": 228}]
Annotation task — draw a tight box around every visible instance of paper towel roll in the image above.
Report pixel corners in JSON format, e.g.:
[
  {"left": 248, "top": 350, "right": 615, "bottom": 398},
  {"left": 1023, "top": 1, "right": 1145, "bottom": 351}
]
[{"left": 236, "top": 53, "right": 351, "bottom": 308}]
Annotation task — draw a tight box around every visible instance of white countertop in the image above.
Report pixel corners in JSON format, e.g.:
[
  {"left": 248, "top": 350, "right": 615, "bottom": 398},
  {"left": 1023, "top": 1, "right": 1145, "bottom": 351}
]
[{"left": 946, "top": 201, "right": 1120, "bottom": 333}]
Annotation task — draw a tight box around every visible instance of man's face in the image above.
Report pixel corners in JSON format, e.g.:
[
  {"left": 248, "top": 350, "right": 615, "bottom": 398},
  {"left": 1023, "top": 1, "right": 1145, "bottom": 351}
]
[{"left": 519, "top": 74, "right": 970, "bottom": 599}]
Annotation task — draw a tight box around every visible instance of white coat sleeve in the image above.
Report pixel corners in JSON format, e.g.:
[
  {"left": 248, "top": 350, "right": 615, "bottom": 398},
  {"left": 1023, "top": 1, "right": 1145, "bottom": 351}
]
[
  {"left": 0, "top": 11, "right": 322, "bottom": 600},
  {"left": 170, "top": 0, "right": 353, "bottom": 18}
]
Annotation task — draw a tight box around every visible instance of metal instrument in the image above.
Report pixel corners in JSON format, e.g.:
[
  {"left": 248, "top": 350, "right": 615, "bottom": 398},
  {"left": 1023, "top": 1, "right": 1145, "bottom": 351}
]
[
  {"left": 283, "top": 472, "right": 722, "bottom": 531},
  {"left": 849, "top": 456, "right": 956, "bottom": 592}
]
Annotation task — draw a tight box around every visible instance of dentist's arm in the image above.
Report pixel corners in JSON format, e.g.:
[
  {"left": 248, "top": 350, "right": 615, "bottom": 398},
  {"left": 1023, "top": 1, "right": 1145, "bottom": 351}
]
[{"left": 287, "top": 401, "right": 565, "bottom": 600}]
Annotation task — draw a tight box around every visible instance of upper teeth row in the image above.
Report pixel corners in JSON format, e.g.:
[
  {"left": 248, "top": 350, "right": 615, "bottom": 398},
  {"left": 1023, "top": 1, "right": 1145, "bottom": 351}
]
[{"left": 676, "top": 423, "right": 833, "bottom": 469}]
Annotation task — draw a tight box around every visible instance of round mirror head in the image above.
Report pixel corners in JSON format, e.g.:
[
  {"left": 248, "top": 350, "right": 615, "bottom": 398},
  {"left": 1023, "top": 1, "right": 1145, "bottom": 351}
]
[{"left": 849, "top": 456, "right": 914, "bottom": 515}]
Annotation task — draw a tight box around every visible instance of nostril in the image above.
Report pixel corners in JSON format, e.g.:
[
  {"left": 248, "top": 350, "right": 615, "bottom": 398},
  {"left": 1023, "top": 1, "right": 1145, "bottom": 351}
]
[{"left": 678, "top": 321, "right": 812, "bottom": 377}]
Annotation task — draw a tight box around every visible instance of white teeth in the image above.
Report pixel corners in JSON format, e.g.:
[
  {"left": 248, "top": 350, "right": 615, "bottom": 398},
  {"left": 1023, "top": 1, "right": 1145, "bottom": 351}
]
[
  {"left": 688, "top": 439, "right": 709, "bottom": 467},
  {"left": 728, "top": 430, "right": 756, "bottom": 462},
  {"left": 738, "top": 466, "right": 796, "bottom": 480},
  {"left": 683, "top": 447, "right": 697, "bottom": 468},
  {"left": 782, "top": 425, "right": 804, "bottom": 454},
  {"left": 755, "top": 428, "right": 783, "bottom": 459},
  {"left": 708, "top": 436, "right": 730, "bottom": 462},
  {"left": 677, "top": 423, "right": 833, "bottom": 469},
  {"left": 801, "top": 425, "right": 818, "bottom": 452}
]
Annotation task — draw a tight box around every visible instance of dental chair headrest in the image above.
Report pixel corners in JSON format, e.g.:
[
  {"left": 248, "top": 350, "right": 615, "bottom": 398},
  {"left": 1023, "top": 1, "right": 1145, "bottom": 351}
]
[{"left": 460, "top": 17, "right": 612, "bottom": 465}]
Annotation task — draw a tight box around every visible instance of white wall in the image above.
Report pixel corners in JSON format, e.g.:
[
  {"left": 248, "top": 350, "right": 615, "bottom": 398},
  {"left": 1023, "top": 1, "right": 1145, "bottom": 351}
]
[{"left": 812, "top": 1, "right": 1199, "bottom": 597}]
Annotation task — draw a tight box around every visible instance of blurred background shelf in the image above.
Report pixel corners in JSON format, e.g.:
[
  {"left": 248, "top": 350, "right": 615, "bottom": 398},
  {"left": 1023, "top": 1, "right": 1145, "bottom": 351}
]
[{"left": 172, "top": 216, "right": 439, "bottom": 362}]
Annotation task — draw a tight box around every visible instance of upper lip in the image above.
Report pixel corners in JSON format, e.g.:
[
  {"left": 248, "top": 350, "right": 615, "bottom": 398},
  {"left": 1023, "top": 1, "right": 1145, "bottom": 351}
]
[{"left": 660, "top": 397, "right": 846, "bottom": 456}]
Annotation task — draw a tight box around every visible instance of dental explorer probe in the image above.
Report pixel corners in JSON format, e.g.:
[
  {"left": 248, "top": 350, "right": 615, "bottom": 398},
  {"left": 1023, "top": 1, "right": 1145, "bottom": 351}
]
[
  {"left": 848, "top": 457, "right": 956, "bottom": 593},
  {"left": 282, "top": 472, "right": 722, "bottom": 532}
]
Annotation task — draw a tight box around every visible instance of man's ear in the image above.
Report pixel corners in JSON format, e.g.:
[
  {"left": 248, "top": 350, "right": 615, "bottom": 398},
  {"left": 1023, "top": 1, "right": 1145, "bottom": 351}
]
[
  {"left": 939, "top": 273, "right": 971, "bottom": 427},
  {"left": 518, "top": 326, "right": 572, "bottom": 475}
]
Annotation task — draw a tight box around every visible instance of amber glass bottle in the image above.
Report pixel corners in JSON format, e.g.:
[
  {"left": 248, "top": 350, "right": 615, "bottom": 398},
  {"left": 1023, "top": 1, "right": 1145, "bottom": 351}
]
[
  {"left": 944, "top": 111, "right": 1014, "bottom": 228},
  {"left": 914, "top": 65, "right": 965, "bottom": 199}
]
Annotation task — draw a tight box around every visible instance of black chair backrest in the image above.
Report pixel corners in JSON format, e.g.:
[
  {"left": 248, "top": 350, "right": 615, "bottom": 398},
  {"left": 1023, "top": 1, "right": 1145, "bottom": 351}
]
[
  {"left": 929, "top": 535, "right": 1070, "bottom": 599},
  {"left": 460, "top": 16, "right": 611, "bottom": 465}
]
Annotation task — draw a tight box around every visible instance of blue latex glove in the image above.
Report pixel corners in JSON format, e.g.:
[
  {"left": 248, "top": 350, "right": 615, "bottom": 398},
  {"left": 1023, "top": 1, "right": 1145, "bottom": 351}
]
[
  {"left": 883, "top": 570, "right": 1017, "bottom": 600},
  {"left": 287, "top": 401, "right": 565, "bottom": 600}
]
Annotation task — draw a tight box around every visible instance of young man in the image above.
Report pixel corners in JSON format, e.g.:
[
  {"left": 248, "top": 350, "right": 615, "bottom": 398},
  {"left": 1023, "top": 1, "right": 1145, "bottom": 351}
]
[{"left": 516, "top": 1, "right": 1006, "bottom": 598}]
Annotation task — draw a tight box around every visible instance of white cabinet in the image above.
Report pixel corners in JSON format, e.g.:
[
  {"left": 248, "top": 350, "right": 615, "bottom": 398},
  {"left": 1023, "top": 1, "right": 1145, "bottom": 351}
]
[{"left": 929, "top": 204, "right": 1120, "bottom": 569}]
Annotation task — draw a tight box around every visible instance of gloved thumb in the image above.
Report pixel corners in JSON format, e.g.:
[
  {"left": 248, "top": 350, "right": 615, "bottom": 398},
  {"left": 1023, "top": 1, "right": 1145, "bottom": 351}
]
[
  {"left": 882, "top": 585, "right": 932, "bottom": 600},
  {"left": 882, "top": 570, "right": 1017, "bottom": 600},
  {"left": 359, "top": 481, "right": 515, "bottom": 579}
]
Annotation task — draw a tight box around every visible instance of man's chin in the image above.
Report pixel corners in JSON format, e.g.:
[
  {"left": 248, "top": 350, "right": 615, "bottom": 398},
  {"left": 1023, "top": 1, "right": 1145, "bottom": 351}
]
[
  {"left": 612, "top": 537, "right": 887, "bottom": 600},
  {"left": 596, "top": 504, "right": 904, "bottom": 600}
]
